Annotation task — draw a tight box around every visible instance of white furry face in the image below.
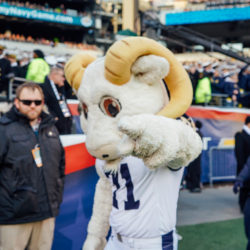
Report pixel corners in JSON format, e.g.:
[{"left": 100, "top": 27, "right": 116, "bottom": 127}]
[{"left": 77, "top": 56, "right": 169, "bottom": 163}]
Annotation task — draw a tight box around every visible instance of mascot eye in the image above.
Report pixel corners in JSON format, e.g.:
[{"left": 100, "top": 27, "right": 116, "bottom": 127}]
[
  {"left": 100, "top": 97, "right": 121, "bottom": 117},
  {"left": 82, "top": 103, "right": 88, "bottom": 119}
]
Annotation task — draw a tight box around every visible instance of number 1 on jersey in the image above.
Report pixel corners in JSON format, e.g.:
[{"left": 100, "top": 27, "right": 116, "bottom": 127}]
[
  {"left": 120, "top": 163, "right": 140, "bottom": 210},
  {"left": 106, "top": 163, "right": 140, "bottom": 210}
]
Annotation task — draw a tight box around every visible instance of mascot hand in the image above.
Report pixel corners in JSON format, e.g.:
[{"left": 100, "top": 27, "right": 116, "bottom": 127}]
[
  {"left": 118, "top": 114, "right": 202, "bottom": 169},
  {"left": 118, "top": 114, "right": 161, "bottom": 158},
  {"left": 82, "top": 234, "right": 106, "bottom": 250}
]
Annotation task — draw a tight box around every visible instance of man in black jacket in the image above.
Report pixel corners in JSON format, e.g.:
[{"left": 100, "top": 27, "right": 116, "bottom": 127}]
[
  {"left": 235, "top": 116, "right": 250, "bottom": 212},
  {"left": 186, "top": 120, "right": 203, "bottom": 193},
  {"left": 0, "top": 82, "right": 65, "bottom": 250},
  {"left": 233, "top": 157, "right": 250, "bottom": 250},
  {"left": 42, "top": 66, "right": 72, "bottom": 134},
  {"left": 0, "top": 51, "right": 13, "bottom": 97}
]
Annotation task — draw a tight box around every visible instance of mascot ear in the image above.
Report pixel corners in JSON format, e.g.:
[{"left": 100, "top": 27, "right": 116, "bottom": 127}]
[
  {"left": 131, "top": 55, "right": 169, "bottom": 85},
  {"left": 104, "top": 37, "right": 193, "bottom": 119},
  {"left": 64, "top": 53, "right": 96, "bottom": 92}
]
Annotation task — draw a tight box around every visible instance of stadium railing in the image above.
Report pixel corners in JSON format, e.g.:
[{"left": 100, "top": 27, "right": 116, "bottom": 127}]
[
  {"left": 196, "top": 93, "right": 237, "bottom": 107},
  {"left": 208, "top": 93, "right": 231, "bottom": 106},
  {"left": 209, "top": 145, "right": 236, "bottom": 186},
  {"left": 8, "top": 77, "right": 28, "bottom": 101}
]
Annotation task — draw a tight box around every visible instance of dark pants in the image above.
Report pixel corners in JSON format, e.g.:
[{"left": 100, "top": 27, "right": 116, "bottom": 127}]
[
  {"left": 239, "top": 187, "right": 250, "bottom": 212},
  {"left": 244, "top": 197, "right": 250, "bottom": 250},
  {"left": 186, "top": 156, "right": 201, "bottom": 190},
  {"left": 0, "top": 80, "right": 9, "bottom": 97}
]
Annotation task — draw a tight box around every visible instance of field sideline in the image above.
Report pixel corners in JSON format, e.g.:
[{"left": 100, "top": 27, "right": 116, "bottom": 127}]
[{"left": 177, "top": 218, "right": 246, "bottom": 250}]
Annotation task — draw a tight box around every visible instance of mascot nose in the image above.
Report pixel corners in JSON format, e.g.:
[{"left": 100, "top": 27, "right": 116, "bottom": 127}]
[{"left": 102, "top": 154, "right": 109, "bottom": 158}]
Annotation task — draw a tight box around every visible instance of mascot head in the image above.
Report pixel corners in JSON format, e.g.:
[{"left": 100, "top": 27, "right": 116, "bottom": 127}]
[{"left": 65, "top": 37, "right": 192, "bottom": 170}]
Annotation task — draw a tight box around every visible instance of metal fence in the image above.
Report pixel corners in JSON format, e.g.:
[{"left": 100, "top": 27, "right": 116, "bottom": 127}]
[
  {"left": 8, "top": 77, "right": 28, "bottom": 100},
  {"left": 0, "top": 77, "right": 28, "bottom": 103},
  {"left": 209, "top": 146, "right": 237, "bottom": 186},
  {"left": 204, "top": 93, "right": 237, "bottom": 107}
]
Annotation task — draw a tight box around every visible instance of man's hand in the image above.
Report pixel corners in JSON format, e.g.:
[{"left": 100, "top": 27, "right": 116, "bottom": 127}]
[{"left": 233, "top": 180, "right": 243, "bottom": 194}]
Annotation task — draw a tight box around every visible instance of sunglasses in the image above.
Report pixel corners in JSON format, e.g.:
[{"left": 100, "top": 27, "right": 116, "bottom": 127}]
[{"left": 18, "top": 99, "right": 43, "bottom": 106}]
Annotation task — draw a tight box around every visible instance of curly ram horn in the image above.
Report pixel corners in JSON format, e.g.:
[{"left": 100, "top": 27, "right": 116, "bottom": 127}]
[
  {"left": 105, "top": 37, "right": 193, "bottom": 118},
  {"left": 64, "top": 53, "right": 96, "bottom": 91}
]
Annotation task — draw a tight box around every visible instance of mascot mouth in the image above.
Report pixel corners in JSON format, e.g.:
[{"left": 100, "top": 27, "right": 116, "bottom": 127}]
[{"left": 87, "top": 134, "right": 135, "bottom": 163}]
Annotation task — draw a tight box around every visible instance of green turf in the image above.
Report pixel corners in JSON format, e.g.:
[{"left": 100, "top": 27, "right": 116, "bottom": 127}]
[{"left": 177, "top": 218, "right": 247, "bottom": 250}]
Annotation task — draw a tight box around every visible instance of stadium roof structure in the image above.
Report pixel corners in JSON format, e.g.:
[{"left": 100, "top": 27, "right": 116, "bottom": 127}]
[
  {"left": 117, "top": 29, "right": 137, "bottom": 36},
  {"left": 164, "top": 6, "right": 250, "bottom": 26},
  {"left": 157, "top": 5, "right": 250, "bottom": 49}
]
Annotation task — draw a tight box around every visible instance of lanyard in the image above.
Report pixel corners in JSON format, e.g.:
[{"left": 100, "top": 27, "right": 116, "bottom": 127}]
[
  {"left": 50, "top": 79, "right": 61, "bottom": 100},
  {"left": 50, "top": 80, "right": 71, "bottom": 117}
]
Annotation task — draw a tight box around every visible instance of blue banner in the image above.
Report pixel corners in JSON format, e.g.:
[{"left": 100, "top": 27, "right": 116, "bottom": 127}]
[
  {"left": 0, "top": 3, "right": 93, "bottom": 27},
  {"left": 165, "top": 6, "right": 250, "bottom": 25},
  {"left": 52, "top": 167, "right": 98, "bottom": 250}
]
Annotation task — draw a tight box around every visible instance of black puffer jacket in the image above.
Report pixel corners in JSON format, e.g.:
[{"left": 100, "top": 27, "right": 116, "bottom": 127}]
[
  {"left": 0, "top": 107, "right": 65, "bottom": 224},
  {"left": 237, "top": 157, "right": 250, "bottom": 185}
]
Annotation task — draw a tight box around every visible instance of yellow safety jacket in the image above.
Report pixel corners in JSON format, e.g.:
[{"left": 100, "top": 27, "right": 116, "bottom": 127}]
[
  {"left": 26, "top": 58, "right": 50, "bottom": 84},
  {"left": 195, "top": 76, "right": 212, "bottom": 104}
]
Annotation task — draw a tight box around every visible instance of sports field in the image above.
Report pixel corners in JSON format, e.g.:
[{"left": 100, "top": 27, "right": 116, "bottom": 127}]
[{"left": 177, "top": 218, "right": 247, "bottom": 250}]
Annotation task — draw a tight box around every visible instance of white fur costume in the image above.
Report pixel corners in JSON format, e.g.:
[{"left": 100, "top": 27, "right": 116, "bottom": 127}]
[{"left": 64, "top": 37, "right": 203, "bottom": 250}]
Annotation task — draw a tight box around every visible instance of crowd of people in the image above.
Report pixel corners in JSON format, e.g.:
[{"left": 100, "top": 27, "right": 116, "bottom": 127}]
[
  {"left": 0, "top": 44, "right": 249, "bottom": 130},
  {"left": 0, "top": 31, "right": 99, "bottom": 51},
  {"left": 184, "top": 60, "right": 250, "bottom": 108},
  {"left": 186, "top": 0, "right": 250, "bottom": 11},
  {"left": 0, "top": 45, "right": 76, "bottom": 134}
]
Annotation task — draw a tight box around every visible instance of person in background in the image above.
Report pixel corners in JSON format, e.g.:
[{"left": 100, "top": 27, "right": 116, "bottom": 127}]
[
  {"left": 42, "top": 66, "right": 72, "bottom": 134},
  {"left": 56, "top": 58, "right": 77, "bottom": 100},
  {"left": 235, "top": 116, "right": 250, "bottom": 212},
  {"left": 194, "top": 63, "right": 212, "bottom": 105},
  {"left": 0, "top": 82, "right": 65, "bottom": 250},
  {"left": 17, "top": 52, "right": 30, "bottom": 78},
  {"left": 238, "top": 64, "right": 250, "bottom": 93},
  {"left": 0, "top": 45, "right": 6, "bottom": 59},
  {"left": 26, "top": 49, "right": 50, "bottom": 84},
  {"left": 233, "top": 157, "right": 250, "bottom": 250},
  {"left": 222, "top": 71, "right": 240, "bottom": 106},
  {"left": 7, "top": 53, "right": 19, "bottom": 77},
  {"left": 238, "top": 92, "right": 250, "bottom": 108},
  {"left": 186, "top": 120, "right": 203, "bottom": 193},
  {"left": 210, "top": 64, "right": 225, "bottom": 95},
  {"left": 185, "top": 63, "right": 199, "bottom": 104},
  {"left": 0, "top": 50, "right": 13, "bottom": 97}
]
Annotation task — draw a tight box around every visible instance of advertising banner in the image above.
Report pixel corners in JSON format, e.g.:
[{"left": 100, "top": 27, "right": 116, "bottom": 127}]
[{"left": 0, "top": 3, "right": 93, "bottom": 27}]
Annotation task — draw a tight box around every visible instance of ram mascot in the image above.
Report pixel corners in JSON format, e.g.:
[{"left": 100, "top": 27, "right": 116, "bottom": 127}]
[{"left": 65, "top": 37, "right": 202, "bottom": 250}]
